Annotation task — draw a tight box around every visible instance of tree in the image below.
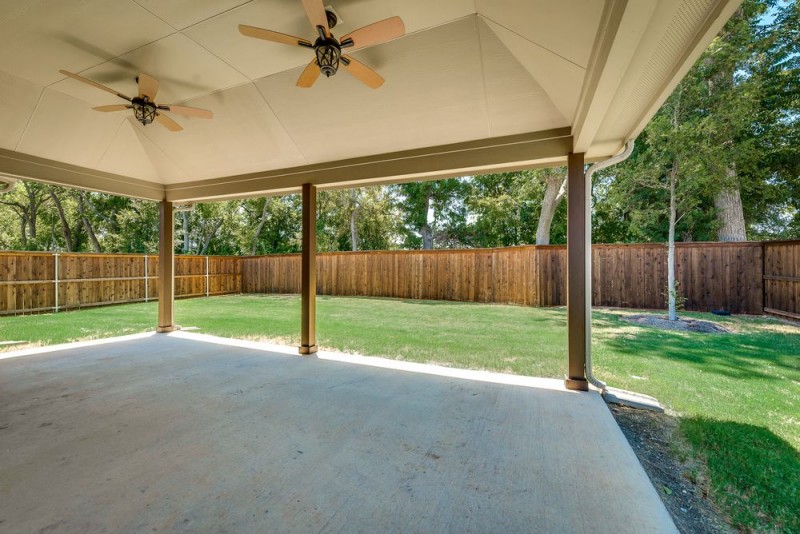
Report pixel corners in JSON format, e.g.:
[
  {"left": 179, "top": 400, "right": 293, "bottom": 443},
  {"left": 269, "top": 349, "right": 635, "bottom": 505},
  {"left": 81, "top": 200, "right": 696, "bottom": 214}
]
[{"left": 394, "top": 180, "right": 468, "bottom": 249}]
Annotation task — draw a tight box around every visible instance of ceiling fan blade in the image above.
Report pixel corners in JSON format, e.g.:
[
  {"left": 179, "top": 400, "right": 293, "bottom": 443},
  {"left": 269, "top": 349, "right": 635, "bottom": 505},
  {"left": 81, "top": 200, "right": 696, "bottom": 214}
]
[
  {"left": 301, "top": 0, "right": 330, "bottom": 36},
  {"left": 296, "top": 59, "right": 321, "bottom": 88},
  {"left": 138, "top": 73, "right": 159, "bottom": 100},
  {"left": 58, "top": 69, "right": 132, "bottom": 102},
  {"left": 159, "top": 105, "right": 213, "bottom": 119},
  {"left": 93, "top": 105, "right": 130, "bottom": 112},
  {"left": 155, "top": 112, "right": 183, "bottom": 132},
  {"left": 238, "top": 25, "right": 312, "bottom": 47},
  {"left": 341, "top": 56, "right": 384, "bottom": 89},
  {"left": 340, "top": 17, "right": 405, "bottom": 51}
]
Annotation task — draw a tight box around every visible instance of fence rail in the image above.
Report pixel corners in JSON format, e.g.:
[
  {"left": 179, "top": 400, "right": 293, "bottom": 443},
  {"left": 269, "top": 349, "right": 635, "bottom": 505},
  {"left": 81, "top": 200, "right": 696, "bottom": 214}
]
[
  {"left": 0, "top": 252, "right": 241, "bottom": 315},
  {"left": 1, "top": 240, "right": 797, "bottom": 317}
]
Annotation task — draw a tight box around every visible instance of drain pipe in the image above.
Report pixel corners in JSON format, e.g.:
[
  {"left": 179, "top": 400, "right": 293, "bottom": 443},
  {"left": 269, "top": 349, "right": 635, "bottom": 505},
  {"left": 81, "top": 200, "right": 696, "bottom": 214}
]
[{"left": 584, "top": 139, "right": 635, "bottom": 390}]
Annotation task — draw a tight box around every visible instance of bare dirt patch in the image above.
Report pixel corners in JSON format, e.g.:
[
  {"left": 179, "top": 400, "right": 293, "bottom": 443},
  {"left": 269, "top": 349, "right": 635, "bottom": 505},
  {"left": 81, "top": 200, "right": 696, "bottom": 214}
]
[
  {"left": 609, "top": 404, "right": 733, "bottom": 534},
  {"left": 620, "top": 314, "right": 731, "bottom": 334}
]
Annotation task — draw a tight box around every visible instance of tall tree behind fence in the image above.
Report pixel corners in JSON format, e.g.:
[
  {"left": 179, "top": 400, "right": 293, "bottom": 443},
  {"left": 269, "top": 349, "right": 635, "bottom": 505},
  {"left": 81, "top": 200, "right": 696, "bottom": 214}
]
[{"left": 1, "top": 241, "right": 795, "bottom": 317}]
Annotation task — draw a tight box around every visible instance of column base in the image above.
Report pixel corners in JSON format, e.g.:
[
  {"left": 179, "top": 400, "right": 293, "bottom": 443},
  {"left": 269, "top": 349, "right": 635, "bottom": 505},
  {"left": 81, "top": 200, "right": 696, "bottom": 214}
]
[
  {"left": 565, "top": 376, "right": 589, "bottom": 391},
  {"left": 157, "top": 325, "right": 179, "bottom": 333},
  {"left": 299, "top": 344, "right": 318, "bottom": 355}
]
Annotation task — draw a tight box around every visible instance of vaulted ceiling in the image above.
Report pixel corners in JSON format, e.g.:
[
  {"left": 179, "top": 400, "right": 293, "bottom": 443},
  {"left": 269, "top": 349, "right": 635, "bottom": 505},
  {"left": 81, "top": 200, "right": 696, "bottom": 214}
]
[{"left": 0, "top": 0, "right": 742, "bottom": 201}]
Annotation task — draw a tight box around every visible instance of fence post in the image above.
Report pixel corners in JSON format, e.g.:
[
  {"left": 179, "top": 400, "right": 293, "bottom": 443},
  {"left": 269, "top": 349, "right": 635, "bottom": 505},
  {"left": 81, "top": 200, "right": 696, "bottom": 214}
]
[
  {"left": 206, "top": 256, "right": 210, "bottom": 297},
  {"left": 53, "top": 253, "right": 59, "bottom": 313},
  {"left": 144, "top": 255, "right": 149, "bottom": 303}
]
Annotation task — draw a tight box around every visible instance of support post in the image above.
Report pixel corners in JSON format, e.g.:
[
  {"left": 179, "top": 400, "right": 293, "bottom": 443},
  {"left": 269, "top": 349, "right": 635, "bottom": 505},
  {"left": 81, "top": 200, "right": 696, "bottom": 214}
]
[
  {"left": 566, "top": 152, "right": 589, "bottom": 391},
  {"left": 157, "top": 200, "right": 176, "bottom": 333},
  {"left": 300, "top": 183, "right": 317, "bottom": 354},
  {"left": 144, "top": 255, "right": 149, "bottom": 303},
  {"left": 205, "top": 255, "right": 210, "bottom": 297},
  {"left": 53, "top": 253, "right": 59, "bottom": 313}
]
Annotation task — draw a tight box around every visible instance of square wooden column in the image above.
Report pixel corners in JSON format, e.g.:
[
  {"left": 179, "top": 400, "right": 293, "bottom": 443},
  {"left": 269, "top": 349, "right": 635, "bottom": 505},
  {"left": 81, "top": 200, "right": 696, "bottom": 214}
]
[
  {"left": 300, "top": 183, "right": 317, "bottom": 354},
  {"left": 566, "top": 152, "right": 589, "bottom": 391},
  {"left": 157, "top": 200, "right": 176, "bottom": 333}
]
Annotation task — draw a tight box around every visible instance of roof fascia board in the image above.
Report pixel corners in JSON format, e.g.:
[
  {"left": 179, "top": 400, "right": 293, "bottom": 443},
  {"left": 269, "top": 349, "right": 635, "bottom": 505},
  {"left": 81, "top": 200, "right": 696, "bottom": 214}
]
[
  {"left": 624, "top": 0, "right": 742, "bottom": 142},
  {"left": 165, "top": 128, "right": 572, "bottom": 202},
  {"left": 572, "top": 0, "right": 658, "bottom": 153},
  {"left": 0, "top": 147, "right": 164, "bottom": 201}
]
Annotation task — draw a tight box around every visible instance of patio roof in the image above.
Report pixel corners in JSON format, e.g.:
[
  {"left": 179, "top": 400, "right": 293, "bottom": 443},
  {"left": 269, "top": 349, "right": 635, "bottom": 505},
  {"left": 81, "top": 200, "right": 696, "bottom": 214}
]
[
  {"left": 0, "top": 0, "right": 741, "bottom": 202},
  {"left": 0, "top": 332, "right": 678, "bottom": 532}
]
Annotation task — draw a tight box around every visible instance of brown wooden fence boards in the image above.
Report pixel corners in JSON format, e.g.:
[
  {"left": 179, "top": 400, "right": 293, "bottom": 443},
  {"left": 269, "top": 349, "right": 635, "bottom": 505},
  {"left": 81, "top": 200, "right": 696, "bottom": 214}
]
[
  {"left": 0, "top": 252, "right": 241, "bottom": 315},
  {"left": 241, "top": 241, "right": 770, "bottom": 314},
  {"left": 1, "top": 241, "right": 796, "bottom": 316},
  {"left": 764, "top": 241, "right": 800, "bottom": 319}
]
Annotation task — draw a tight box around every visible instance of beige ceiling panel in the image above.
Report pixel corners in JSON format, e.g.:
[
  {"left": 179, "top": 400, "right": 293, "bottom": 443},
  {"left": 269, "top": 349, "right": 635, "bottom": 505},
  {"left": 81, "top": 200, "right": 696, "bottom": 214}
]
[
  {"left": 0, "top": 72, "right": 42, "bottom": 150},
  {"left": 258, "top": 16, "right": 490, "bottom": 164},
  {"left": 131, "top": 83, "right": 306, "bottom": 183},
  {"left": 185, "top": 0, "right": 475, "bottom": 81},
  {"left": 132, "top": 0, "right": 254, "bottom": 30},
  {"left": 16, "top": 89, "right": 127, "bottom": 169},
  {"left": 476, "top": 0, "right": 603, "bottom": 69},
  {"left": 184, "top": 0, "right": 326, "bottom": 80},
  {"left": 126, "top": 120, "right": 192, "bottom": 184},
  {"left": 320, "top": 0, "right": 475, "bottom": 40},
  {"left": 0, "top": 0, "right": 173, "bottom": 87},
  {"left": 483, "top": 18, "right": 585, "bottom": 124},
  {"left": 478, "top": 19, "right": 568, "bottom": 136},
  {"left": 51, "top": 33, "right": 249, "bottom": 106},
  {"left": 96, "top": 120, "right": 160, "bottom": 181}
]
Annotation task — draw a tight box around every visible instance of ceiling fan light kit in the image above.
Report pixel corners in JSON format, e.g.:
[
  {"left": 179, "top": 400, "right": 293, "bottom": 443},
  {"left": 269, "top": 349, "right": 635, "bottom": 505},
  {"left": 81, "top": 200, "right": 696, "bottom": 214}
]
[
  {"left": 58, "top": 1, "right": 403, "bottom": 132},
  {"left": 58, "top": 70, "right": 213, "bottom": 132},
  {"left": 131, "top": 97, "right": 157, "bottom": 126},
  {"left": 238, "top": 0, "right": 405, "bottom": 88}
]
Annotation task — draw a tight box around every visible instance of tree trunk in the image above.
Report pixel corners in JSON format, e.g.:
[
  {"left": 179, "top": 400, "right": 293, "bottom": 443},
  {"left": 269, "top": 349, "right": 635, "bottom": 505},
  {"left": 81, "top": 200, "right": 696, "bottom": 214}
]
[
  {"left": 26, "top": 186, "right": 38, "bottom": 240},
  {"left": 420, "top": 192, "right": 433, "bottom": 249},
  {"left": 536, "top": 169, "right": 566, "bottom": 245},
  {"left": 715, "top": 167, "right": 746, "bottom": 241},
  {"left": 49, "top": 188, "right": 73, "bottom": 252},
  {"left": 19, "top": 217, "right": 27, "bottom": 247},
  {"left": 667, "top": 161, "right": 678, "bottom": 321},
  {"left": 251, "top": 199, "right": 270, "bottom": 256},
  {"left": 199, "top": 219, "right": 223, "bottom": 255},
  {"left": 349, "top": 189, "right": 360, "bottom": 251},
  {"left": 182, "top": 211, "right": 191, "bottom": 253},
  {"left": 78, "top": 192, "right": 102, "bottom": 253}
]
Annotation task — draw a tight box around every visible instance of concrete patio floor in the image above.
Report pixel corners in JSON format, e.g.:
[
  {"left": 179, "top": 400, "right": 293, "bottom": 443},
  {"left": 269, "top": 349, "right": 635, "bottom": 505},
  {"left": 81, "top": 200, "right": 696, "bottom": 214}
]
[{"left": 0, "top": 333, "right": 676, "bottom": 533}]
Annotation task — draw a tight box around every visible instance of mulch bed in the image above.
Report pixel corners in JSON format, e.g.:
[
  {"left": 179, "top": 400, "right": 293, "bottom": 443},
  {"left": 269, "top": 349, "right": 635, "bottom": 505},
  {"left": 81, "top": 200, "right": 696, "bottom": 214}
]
[{"left": 620, "top": 314, "right": 731, "bottom": 333}]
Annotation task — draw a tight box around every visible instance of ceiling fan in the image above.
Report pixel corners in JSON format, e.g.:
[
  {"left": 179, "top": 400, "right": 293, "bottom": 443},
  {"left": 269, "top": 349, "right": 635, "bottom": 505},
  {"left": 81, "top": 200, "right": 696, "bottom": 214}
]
[
  {"left": 58, "top": 70, "right": 214, "bottom": 132},
  {"left": 239, "top": 1, "right": 405, "bottom": 89}
]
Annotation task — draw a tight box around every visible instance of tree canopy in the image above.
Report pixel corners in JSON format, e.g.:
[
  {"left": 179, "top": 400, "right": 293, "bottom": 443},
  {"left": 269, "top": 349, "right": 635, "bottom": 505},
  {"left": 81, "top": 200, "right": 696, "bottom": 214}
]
[{"left": 0, "top": 0, "right": 796, "bottom": 254}]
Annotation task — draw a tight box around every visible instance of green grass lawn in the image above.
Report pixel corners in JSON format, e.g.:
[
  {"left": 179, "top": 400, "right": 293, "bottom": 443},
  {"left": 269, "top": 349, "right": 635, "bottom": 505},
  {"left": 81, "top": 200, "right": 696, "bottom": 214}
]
[{"left": 1, "top": 294, "right": 798, "bottom": 532}]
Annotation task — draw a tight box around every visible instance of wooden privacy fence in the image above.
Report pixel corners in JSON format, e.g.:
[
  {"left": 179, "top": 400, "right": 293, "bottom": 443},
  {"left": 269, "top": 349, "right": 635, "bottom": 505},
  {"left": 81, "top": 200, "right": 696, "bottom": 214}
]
[
  {"left": 1, "top": 241, "right": 796, "bottom": 316},
  {"left": 763, "top": 240, "right": 800, "bottom": 320},
  {"left": 0, "top": 252, "right": 241, "bottom": 315},
  {"left": 243, "top": 241, "right": 768, "bottom": 314}
]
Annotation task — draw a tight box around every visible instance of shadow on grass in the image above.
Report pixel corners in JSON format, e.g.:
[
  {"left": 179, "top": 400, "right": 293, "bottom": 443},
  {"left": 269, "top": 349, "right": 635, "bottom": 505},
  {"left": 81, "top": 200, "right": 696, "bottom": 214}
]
[
  {"left": 680, "top": 418, "right": 800, "bottom": 532},
  {"left": 594, "top": 311, "right": 800, "bottom": 380}
]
